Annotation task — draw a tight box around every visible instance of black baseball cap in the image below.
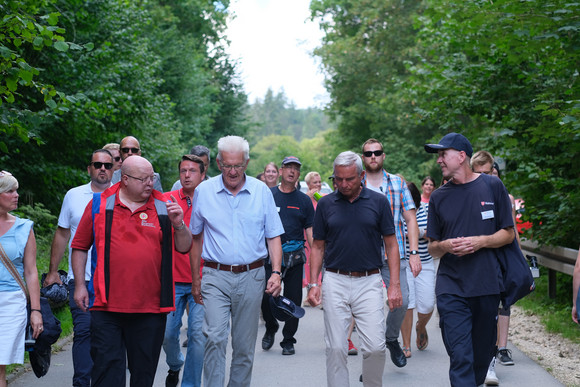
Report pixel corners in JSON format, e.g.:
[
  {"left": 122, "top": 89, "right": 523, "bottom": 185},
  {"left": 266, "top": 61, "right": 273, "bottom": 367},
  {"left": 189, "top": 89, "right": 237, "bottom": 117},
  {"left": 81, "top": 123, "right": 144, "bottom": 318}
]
[{"left": 424, "top": 132, "right": 473, "bottom": 157}]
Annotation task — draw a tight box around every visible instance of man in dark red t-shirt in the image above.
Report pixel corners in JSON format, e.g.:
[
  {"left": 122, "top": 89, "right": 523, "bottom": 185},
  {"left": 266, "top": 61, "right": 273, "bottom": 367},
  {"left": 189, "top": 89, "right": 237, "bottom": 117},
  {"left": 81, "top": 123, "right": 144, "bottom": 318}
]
[{"left": 71, "top": 156, "right": 192, "bottom": 387}]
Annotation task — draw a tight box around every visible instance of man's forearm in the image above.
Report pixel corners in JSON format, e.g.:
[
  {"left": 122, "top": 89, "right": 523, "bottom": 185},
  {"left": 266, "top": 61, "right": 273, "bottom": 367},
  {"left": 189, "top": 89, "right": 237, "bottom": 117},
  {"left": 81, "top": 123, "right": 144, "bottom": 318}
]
[
  {"left": 428, "top": 239, "right": 447, "bottom": 259},
  {"left": 310, "top": 240, "right": 324, "bottom": 283},
  {"left": 267, "top": 236, "right": 282, "bottom": 272},
  {"left": 48, "top": 227, "right": 70, "bottom": 273},
  {"left": 174, "top": 226, "right": 193, "bottom": 253},
  {"left": 71, "top": 249, "right": 88, "bottom": 286}
]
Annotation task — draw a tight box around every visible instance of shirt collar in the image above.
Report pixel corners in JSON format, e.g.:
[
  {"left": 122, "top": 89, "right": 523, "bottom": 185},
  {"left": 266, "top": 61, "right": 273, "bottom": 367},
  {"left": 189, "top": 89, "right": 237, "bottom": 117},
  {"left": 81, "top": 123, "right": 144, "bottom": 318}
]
[
  {"left": 333, "top": 184, "right": 368, "bottom": 202},
  {"left": 216, "top": 173, "right": 252, "bottom": 195}
]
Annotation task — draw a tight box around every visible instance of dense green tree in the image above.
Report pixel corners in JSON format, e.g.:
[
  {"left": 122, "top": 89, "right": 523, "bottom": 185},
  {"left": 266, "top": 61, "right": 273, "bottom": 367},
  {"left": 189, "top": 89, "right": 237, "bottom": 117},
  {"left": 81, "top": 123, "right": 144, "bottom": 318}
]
[
  {"left": 310, "top": 0, "right": 437, "bottom": 184},
  {"left": 406, "top": 0, "right": 580, "bottom": 247},
  {"left": 311, "top": 0, "right": 580, "bottom": 247},
  {"left": 1, "top": 0, "right": 247, "bottom": 212},
  {"left": 247, "top": 88, "right": 335, "bottom": 144}
]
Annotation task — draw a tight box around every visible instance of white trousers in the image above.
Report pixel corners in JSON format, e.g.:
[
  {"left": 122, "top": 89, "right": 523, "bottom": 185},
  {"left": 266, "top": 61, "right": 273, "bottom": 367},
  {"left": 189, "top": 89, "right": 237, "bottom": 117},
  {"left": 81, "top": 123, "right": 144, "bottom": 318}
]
[{"left": 322, "top": 271, "right": 386, "bottom": 387}]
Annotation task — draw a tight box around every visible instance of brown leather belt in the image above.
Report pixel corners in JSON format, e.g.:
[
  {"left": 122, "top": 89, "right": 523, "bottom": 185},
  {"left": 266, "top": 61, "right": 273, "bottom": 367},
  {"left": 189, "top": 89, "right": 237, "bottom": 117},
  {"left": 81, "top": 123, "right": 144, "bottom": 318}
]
[
  {"left": 204, "top": 259, "right": 264, "bottom": 273},
  {"left": 326, "top": 268, "right": 380, "bottom": 277}
]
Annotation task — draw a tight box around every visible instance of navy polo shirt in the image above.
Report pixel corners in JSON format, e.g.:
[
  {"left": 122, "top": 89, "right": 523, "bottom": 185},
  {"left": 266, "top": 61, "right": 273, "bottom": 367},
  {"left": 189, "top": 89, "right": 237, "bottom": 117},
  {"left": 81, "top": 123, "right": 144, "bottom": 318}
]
[{"left": 313, "top": 186, "right": 395, "bottom": 272}]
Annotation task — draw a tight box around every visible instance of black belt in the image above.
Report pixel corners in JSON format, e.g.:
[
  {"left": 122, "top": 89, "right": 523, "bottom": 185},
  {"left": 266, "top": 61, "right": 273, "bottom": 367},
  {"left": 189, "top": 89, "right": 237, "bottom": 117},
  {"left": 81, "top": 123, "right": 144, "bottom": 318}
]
[
  {"left": 204, "top": 259, "right": 264, "bottom": 273},
  {"left": 326, "top": 268, "right": 380, "bottom": 277}
]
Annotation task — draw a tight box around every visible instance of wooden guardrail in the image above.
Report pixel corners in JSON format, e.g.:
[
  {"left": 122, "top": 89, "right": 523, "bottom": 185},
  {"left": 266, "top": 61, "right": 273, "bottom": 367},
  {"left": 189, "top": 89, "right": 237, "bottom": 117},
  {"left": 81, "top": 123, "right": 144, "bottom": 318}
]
[{"left": 520, "top": 239, "right": 579, "bottom": 298}]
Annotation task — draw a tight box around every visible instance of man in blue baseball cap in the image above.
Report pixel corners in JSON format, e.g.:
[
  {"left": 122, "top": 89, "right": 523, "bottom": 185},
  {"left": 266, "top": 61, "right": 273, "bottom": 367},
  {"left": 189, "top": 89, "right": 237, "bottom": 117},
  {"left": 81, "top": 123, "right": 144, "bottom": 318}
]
[{"left": 424, "top": 132, "right": 515, "bottom": 386}]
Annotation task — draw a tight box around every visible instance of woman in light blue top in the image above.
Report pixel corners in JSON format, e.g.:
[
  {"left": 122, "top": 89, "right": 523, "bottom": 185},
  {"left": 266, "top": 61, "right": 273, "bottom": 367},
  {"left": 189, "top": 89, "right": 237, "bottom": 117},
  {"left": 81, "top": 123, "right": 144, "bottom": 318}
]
[{"left": 0, "top": 171, "right": 43, "bottom": 385}]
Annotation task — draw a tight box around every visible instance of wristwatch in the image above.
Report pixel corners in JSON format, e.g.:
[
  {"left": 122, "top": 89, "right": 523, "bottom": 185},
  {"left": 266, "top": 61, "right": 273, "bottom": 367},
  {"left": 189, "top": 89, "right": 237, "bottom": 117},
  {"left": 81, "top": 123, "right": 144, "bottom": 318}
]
[
  {"left": 410, "top": 250, "right": 418, "bottom": 255},
  {"left": 307, "top": 283, "right": 319, "bottom": 291},
  {"left": 173, "top": 220, "right": 186, "bottom": 230}
]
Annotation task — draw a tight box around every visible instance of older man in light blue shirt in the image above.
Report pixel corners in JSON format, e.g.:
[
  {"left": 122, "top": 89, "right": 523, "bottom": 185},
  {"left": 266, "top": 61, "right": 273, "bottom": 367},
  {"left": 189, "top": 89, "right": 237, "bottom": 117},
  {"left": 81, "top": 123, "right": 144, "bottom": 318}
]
[{"left": 189, "top": 135, "right": 284, "bottom": 387}]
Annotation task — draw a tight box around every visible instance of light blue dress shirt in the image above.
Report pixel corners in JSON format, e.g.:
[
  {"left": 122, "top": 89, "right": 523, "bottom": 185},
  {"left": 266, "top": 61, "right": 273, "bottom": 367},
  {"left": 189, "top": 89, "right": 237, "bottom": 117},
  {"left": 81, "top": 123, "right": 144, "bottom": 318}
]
[{"left": 190, "top": 174, "right": 284, "bottom": 265}]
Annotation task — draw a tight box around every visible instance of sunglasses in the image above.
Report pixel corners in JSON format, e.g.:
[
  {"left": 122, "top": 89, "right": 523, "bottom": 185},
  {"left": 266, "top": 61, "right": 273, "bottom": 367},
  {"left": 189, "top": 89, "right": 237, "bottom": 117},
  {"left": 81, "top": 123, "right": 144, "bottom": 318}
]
[
  {"left": 362, "top": 150, "right": 384, "bottom": 157},
  {"left": 92, "top": 162, "right": 113, "bottom": 170},
  {"left": 114, "top": 156, "right": 121, "bottom": 162},
  {"left": 121, "top": 147, "right": 140, "bottom": 154}
]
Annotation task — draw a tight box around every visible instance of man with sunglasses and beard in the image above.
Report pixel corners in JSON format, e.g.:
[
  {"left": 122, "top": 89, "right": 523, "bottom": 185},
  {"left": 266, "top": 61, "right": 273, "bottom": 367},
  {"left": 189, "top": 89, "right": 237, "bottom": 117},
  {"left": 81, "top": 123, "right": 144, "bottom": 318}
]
[
  {"left": 43, "top": 149, "right": 114, "bottom": 387},
  {"left": 110, "top": 135, "right": 164, "bottom": 192},
  {"left": 361, "top": 138, "right": 420, "bottom": 369}
]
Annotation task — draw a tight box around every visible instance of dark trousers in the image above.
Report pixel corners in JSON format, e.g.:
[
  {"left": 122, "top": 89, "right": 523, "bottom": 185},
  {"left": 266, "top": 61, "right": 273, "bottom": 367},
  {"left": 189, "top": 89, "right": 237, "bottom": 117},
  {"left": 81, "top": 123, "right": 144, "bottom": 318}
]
[
  {"left": 90, "top": 311, "right": 166, "bottom": 387},
  {"left": 261, "top": 263, "right": 303, "bottom": 346},
  {"left": 68, "top": 280, "right": 92, "bottom": 387},
  {"left": 437, "top": 293, "right": 500, "bottom": 387}
]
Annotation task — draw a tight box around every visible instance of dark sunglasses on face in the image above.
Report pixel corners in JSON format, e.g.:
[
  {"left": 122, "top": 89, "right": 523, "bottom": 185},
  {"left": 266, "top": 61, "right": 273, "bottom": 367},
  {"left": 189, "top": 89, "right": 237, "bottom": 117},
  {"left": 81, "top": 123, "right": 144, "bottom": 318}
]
[
  {"left": 363, "top": 150, "right": 384, "bottom": 157},
  {"left": 114, "top": 156, "right": 121, "bottom": 162},
  {"left": 92, "top": 162, "right": 113, "bottom": 170},
  {"left": 121, "top": 147, "right": 140, "bottom": 154}
]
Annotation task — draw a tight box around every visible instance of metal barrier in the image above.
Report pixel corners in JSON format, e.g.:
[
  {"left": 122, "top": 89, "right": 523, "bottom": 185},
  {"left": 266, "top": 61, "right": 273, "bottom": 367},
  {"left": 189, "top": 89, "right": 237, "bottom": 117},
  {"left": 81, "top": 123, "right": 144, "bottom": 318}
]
[{"left": 520, "top": 239, "right": 579, "bottom": 298}]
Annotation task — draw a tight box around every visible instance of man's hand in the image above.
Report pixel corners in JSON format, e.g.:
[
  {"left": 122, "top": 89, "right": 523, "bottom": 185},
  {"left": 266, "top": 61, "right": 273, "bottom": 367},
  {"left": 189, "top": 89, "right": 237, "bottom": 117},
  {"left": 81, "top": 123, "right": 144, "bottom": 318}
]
[
  {"left": 74, "top": 284, "right": 90, "bottom": 312},
  {"left": 307, "top": 286, "right": 321, "bottom": 307},
  {"left": 409, "top": 254, "right": 422, "bottom": 277},
  {"left": 166, "top": 194, "right": 184, "bottom": 226},
  {"left": 386, "top": 282, "right": 402, "bottom": 310},
  {"left": 573, "top": 305, "right": 578, "bottom": 324},
  {"left": 43, "top": 271, "right": 63, "bottom": 287},
  {"left": 265, "top": 274, "right": 282, "bottom": 297},
  {"left": 445, "top": 237, "right": 482, "bottom": 257},
  {"left": 191, "top": 276, "right": 203, "bottom": 305}
]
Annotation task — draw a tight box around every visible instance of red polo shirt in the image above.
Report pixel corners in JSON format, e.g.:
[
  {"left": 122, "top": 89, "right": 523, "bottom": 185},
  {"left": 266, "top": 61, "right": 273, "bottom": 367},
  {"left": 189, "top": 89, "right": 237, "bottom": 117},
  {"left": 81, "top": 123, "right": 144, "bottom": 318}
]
[
  {"left": 168, "top": 189, "right": 202, "bottom": 283},
  {"left": 72, "top": 191, "right": 168, "bottom": 313}
]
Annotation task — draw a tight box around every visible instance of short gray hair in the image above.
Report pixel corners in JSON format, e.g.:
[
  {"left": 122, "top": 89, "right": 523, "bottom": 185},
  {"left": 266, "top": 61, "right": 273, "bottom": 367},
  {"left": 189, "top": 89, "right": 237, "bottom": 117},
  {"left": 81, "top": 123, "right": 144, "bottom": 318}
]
[
  {"left": 333, "top": 151, "right": 363, "bottom": 175},
  {"left": 217, "top": 136, "right": 250, "bottom": 162},
  {"left": 0, "top": 171, "right": 18, "bottom": 194},
  {"left": 190, "top": 145, "right": 210, "bottom": 159}
]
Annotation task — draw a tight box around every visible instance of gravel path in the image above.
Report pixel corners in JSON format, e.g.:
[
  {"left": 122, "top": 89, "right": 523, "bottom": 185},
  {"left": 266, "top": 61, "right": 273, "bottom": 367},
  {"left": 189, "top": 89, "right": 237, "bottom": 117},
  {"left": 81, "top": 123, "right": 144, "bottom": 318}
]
[{"left": 510, "top": 306, "right": 580, "bottom": 386}]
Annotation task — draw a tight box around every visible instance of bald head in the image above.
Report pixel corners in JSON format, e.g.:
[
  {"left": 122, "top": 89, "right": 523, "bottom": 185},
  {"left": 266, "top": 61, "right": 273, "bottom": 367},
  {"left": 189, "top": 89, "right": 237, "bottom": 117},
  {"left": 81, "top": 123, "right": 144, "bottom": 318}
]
[
  {"left": 121, "top": 155, "right": 150, "bottom": 173},
  {"left": 120, "top": 136, "right": 141, "bottom": 160}
]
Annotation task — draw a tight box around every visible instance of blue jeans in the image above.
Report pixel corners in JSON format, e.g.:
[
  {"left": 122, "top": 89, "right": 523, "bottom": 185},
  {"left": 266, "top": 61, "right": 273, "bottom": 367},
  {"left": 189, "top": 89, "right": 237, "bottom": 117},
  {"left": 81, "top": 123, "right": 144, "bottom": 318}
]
[
  {"left": 163, "top": 283, "right": 205, "bottom": 387},
  {"left": 68, "top": 279, "right": 92, "bottom": 387}
]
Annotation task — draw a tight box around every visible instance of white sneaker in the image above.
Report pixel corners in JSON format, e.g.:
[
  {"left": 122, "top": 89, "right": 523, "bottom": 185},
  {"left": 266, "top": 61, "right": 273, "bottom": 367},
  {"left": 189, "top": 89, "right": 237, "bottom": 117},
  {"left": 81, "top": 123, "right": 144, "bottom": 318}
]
[{"left": 485, "top": 357, "right": 499, "bottom": 385}]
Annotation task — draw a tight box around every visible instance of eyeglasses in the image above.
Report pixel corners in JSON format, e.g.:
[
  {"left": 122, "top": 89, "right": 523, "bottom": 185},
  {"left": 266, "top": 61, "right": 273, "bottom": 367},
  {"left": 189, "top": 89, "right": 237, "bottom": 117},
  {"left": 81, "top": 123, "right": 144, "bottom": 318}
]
[
  {"left": 362, "top": 150, "right": 384, "bottom": 157},
  {"left": 220, "top": 162, "right": 245, "bottom": 172},
  {"left": 0, "top": 170, "right": 13, "bottom": 177},
  {"left": 282, "top": 164, "right": 301, "bottom": 171},
  {"left": 114, "top": 156, "right": 121, "bottom": 162},
  {"left": 121, "top": 147, "right": 140, "bottom": 154},
  {"left": 125, "top": 174, "right": 158, "bottom": 184},
  {"left": 92, "top": 162, "right": 113, "bottom": 170}
]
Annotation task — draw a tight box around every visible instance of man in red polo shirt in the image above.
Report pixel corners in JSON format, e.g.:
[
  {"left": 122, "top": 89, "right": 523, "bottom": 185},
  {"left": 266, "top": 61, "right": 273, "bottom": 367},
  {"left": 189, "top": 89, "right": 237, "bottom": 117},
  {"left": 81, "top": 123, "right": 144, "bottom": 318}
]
[
  {"left": 163, "top": 154, "right": 206, "bottom": 387},
  {"left": 71, "top": 156, "right": 192, "bottom": 387}
]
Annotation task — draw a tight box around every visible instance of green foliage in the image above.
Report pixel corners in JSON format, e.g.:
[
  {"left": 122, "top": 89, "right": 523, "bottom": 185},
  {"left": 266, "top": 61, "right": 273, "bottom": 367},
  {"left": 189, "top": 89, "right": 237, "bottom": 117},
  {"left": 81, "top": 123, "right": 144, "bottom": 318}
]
[
  {"left": 12, "top": 203, "right": 57, "bottom": 243},
  {"left": 311, "top": 0, "right": 580, "bottom": 247},
  {"left": 1, "top": 0, "right": 247, "bottom": 212},
  {"left": 246, "top": 88, "right": 336, "bottom": 144},
  {"left": 247, "top": 130, "right": 337, "bottom": 182},
  {"left": 0, "top": 0, "right": 91, "bottom": 152}
]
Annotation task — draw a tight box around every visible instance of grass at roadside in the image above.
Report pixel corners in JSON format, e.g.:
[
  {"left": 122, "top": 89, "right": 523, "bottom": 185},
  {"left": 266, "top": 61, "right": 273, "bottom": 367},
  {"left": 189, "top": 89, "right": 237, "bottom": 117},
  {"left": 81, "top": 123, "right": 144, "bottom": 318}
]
[{"left": 516, "top": 266, "right": 580, "bottom": 343}]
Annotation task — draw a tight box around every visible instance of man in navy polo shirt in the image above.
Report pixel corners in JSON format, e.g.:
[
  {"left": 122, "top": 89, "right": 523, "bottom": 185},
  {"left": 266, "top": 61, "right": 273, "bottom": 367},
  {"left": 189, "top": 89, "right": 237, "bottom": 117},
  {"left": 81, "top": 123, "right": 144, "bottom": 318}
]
[
  {"left": 307, "top": 151, "right": 402, "bottom": 387},
  {"left": 425, "top": 133, "right": 515, "bottom": 386}
]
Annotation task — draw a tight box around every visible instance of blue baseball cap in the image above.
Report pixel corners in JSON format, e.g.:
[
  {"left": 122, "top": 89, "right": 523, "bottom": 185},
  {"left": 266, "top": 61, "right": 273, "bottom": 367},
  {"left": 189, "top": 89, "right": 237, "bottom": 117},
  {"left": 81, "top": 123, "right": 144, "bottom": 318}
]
[
  {"left": 281, "top": 156, "right": 301, "bottom": 166},
  {"left": 269, "top": 295, "right": 305, "bottom": 321},
  {"left": 424, "top": 132, "right": 473, "bottom": 158}
]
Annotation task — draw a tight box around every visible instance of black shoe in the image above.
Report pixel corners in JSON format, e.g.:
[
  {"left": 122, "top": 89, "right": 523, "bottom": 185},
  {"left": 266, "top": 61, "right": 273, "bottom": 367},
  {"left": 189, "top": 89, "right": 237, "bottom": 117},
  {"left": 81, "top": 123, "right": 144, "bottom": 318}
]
[
  {"left": 282, "top": 342, "right": 295, "bottom": 355},
  {"left": 262, "top": 331, "right": 275, "bottom": 350},
  {"left": 385, "top": 339, "right": 407, "bottom": 368},
  {"left": 166, "top": 369, "right": 180, "bottom": 387},
  {"left": 182, "top": 338, "right": 188, "bottom": 347}
]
